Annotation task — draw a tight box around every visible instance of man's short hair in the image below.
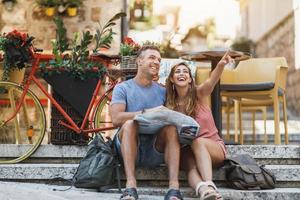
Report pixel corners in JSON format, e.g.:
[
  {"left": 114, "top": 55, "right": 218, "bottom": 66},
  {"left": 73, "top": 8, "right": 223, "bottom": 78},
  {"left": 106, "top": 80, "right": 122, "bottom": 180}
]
[{"left": 136, "top": 45, "right": 160, "bottom": 58}]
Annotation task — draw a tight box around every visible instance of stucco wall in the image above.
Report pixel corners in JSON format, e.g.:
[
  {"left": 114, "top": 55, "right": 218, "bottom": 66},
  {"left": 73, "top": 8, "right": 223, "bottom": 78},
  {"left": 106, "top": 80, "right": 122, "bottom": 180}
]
[
  {"left": 255, "top": 13, "right": 300, "bottom": 117},
  {"left": 0, "top": 0, "right": 123, "bottom": 53},
  {"left": 241, "top": 0, "right": 293, "bottom": 41}
]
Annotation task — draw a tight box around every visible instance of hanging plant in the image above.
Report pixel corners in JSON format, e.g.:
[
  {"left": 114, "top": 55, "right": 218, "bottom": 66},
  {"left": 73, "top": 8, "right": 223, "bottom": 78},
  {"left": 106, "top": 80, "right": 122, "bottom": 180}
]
[
  {"left": 36, "top": 0, "right": 60, "bottom": 16},
  {"left": 65, "top": 0, "right": 84, "bottom": 16},
  {"left": 0, "top": 30, "right": 34, "bottom": 81},
  {"left": 2, "top": 0, "right": 17, "bottom": 11}
]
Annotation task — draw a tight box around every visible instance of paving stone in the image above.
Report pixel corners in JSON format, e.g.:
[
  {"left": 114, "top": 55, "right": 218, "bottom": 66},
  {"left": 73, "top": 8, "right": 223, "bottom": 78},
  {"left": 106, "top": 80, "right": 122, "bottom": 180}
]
[{"left": 1, "top": 181, "right": 300, "bottom": 200}]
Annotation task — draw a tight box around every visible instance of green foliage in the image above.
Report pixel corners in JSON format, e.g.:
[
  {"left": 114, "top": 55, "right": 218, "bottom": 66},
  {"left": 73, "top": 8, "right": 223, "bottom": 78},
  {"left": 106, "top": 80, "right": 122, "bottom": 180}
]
[
  {"left": 36, "top": 0, "right": 60, "bottom": 7},
  {"left": 65, "top": 0, "right": 83, "bottom": 7},
  {"left": 53, "top": 17, "right": 69, "bottom": 53},
  {"left": 0, "top": 37, "right": 9, "bottom": 80},
  {"left": 0, "top": 31, "right": 34, "bottom": 81},
  {"left": 2, "top": 0, "right": 17, "bottom": 3},
  {"left": 231, "top": 37, "right": 255, "bottom": 54},
  {"left": 120, "top": 37, "right": 140, "bottom": 56},
  {"left": 93, "top": 12, "right": 126, "bottom": 53},
  {"left": 41, "top": 12, "right": 126, "bottom": 81},
  {"left": 120, "top": 44, "right": 136, "bottom": 56}
]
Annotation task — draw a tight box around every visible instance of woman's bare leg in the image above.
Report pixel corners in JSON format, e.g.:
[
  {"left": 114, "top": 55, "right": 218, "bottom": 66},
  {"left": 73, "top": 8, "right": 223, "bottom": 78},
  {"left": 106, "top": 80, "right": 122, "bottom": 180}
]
[
  {"left": 181, "top": 147, "right": 203, "bottom": 189},
  {"left": 191, "top": 138, "right": 225, "bottom": 181}
]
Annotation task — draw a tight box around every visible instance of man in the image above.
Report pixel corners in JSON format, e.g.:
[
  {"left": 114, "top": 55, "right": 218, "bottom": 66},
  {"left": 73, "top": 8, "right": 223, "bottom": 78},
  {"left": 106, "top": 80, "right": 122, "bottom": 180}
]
[{"left": 110, "top": 45, "right": 183, "bottom": 200}]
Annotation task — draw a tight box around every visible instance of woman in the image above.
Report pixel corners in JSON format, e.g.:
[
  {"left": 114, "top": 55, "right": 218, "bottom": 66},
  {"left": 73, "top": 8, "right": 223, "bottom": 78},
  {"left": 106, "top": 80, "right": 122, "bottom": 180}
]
[{"left": 165, "top": 52, "right": 233, "bottom": 200}]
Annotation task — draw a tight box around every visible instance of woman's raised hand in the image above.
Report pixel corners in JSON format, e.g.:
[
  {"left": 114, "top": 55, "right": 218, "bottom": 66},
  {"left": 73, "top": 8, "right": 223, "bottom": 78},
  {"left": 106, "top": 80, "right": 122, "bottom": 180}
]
[{"left": 218, "top": 50, "right": 234, "bottom": 68}]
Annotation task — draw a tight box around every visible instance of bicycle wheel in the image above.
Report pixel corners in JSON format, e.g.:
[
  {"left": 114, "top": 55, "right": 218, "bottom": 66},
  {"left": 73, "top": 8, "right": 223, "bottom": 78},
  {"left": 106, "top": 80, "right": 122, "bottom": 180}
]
[
  {"left": 94, "top": 89, "right": 117, "bottom": 139},
  {"left": 0, "top": 81, "right": 46, "bottom": 163}
]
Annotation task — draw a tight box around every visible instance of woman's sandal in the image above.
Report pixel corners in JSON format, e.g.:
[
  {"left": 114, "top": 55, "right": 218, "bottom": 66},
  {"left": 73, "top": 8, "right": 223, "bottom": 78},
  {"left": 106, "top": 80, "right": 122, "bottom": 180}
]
[
  {"left": 195, "top": 181, "right": 223, "bottom": 200},
  {"left": 164, "top": 189, "right": 184, "bottom": 200},
  {"left": 120, "top": 188, "right": 139, "bottom": 200}
]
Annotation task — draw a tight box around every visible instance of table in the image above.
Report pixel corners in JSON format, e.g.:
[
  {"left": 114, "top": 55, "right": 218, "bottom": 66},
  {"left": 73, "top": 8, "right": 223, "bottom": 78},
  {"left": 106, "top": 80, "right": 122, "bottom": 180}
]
[{"left": 181, "top": 50, "right": 251, "bottom": 137}]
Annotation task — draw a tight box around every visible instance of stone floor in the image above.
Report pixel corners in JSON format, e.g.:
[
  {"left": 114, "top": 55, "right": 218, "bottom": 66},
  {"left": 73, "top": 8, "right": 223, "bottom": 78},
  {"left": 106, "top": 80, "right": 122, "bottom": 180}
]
[
  {"left": 1, "top": 181, "right": 300, "bottom": 200},
  {"left": 0, "top": 181, "right": 197, "bottom": 200}
]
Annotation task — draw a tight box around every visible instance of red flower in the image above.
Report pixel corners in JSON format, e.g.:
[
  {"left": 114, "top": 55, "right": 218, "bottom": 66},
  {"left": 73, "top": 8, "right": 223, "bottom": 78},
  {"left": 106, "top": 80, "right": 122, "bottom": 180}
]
[
  {"left": 6, "top": 29, "right": 28, "bottom": 47},
  {"left": 124, "top": 37, "right": 135, "bottom": 45}
]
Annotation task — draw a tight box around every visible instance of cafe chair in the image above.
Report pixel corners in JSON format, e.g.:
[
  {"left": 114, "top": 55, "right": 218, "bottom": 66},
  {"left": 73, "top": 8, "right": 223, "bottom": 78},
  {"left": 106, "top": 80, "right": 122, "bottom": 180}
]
[
  {"left": 220, "top": 57, "right": 289, "bottom": 145},
  {"left": 222, "top": 96, "right": 267, "bottom": 144},
  {"left": 195, "top": 67, "right": 267, "bottom": 144}
]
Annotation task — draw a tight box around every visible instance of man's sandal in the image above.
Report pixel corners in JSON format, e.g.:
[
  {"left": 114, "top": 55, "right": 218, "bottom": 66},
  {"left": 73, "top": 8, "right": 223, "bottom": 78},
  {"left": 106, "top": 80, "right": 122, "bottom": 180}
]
[
  {"left": 164, "top": 189, "right": 184, "bottom": 200},
  {"left": 120, "top": 188, "right": 139, "bottom": 200},
  {"left": 195, "top": 181, "right": 223, "bottom": 200}
]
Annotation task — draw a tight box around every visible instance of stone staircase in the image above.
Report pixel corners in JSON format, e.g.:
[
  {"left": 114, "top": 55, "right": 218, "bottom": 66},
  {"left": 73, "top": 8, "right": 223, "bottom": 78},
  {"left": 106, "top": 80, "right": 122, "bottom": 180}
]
[{"left": 0, "top": 144, "right": 300, "bottom": 199}]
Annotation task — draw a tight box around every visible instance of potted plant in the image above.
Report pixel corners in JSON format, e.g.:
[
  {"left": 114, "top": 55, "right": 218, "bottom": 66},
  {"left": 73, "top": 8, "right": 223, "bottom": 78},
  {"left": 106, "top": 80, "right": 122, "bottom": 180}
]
[
  {"left": 65, "top": 0, "right": 83, "bottom": 17},
  {"left": 40, "top": 13, "right": 126, "bottom": 116},
  {"left": 0, "top": 30, "right": 34, "bottom": 82},
  {"left": 120, "top": 37, "right": 140, "bottom": 68},
  {"left": 36, "top": 0, "right": 59, "bottom": 17},
  {"left": 2, "top": 0, "right": 17, "bottom": 11}
]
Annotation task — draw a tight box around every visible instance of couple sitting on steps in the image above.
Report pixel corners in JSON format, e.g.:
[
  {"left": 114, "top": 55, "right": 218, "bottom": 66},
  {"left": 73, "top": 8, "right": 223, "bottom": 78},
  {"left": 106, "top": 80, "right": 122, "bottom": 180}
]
[{"left": 110, "top": 45, "right": 233, "bottom": 200}]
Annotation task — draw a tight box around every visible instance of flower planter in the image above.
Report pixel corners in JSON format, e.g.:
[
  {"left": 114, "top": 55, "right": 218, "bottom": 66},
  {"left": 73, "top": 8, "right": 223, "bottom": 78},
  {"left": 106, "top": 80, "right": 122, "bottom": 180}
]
[
  {"left": 0, "top": 62, "right": 25, "bottom": 83},
  {"left": 44, "top": 72, "right": 98, "bottom": 145},
  {"left": 50, "top": 91, "right": 89, "bottom": 145},
  {"left": 67, "top": 7, "right": 77, "bottom": 17},
  {"left": 45, "top": 7, "right": 55, "bottom": 17},
  {"left": 121, "top": 55, "right": 137, "bottom": 69},
  {"left": 43, "top": 72, "right": 98, "bottom": 117}
]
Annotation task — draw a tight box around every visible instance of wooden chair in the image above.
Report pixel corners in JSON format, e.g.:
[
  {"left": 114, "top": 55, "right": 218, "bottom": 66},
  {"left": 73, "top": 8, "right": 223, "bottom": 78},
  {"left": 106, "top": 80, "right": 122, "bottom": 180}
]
[
  {"left": 220, "top": 57, "right": 289, "bottom": 145},
  {"left": 222, "top": 96, "right": 267, "bottom": 144}
]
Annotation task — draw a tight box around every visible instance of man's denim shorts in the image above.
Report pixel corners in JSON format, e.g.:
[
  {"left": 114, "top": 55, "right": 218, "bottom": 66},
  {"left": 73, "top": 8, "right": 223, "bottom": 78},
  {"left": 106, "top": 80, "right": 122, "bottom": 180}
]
[{"left": 114, "top": 131, "right": 164, "bottom": 167}]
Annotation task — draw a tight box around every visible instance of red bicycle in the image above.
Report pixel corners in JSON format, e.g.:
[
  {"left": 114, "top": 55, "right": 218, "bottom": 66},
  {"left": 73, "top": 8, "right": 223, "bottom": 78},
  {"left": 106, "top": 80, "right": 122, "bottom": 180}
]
[{"left": 0, "top": 49, "right": 136, "bottom": 164}]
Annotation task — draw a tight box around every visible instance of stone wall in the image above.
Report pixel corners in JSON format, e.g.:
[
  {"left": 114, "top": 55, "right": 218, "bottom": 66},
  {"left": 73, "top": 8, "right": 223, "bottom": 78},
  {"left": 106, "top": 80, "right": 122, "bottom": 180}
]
[
  {"left": 0, "top": 0, "right": 123, "bottom": 52},
  {"left": 255, "top": 12, "right": 300, "bottom": 117}
]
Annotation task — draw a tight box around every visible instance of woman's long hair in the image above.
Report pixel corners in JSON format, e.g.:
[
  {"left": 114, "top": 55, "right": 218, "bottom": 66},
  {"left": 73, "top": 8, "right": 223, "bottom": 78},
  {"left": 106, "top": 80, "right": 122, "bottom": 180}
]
[{"left": 165, "top": 62, "right": 198, "bottom": 117}]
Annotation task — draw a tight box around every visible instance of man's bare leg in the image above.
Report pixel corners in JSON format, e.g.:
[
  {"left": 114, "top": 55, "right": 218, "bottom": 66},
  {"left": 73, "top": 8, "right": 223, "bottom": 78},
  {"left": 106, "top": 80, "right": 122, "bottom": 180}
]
[
  {"left": 155, "top": 125, "right": 180, "bottom": 189},
  {"left": 119, "top": 120, "right": 138, "bottom": 188}
]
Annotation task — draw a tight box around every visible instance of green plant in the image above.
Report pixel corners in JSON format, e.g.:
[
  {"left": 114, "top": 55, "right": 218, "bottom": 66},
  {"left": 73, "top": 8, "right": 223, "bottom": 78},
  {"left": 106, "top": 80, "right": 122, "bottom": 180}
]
[
  {"left": 2, "top": 0, "right": 17, "bottom": 3},
  {"left": 93, "top": 12, "right": 126, "bottom": 53},
  {"left": 36, "top": 0, "right": 59, "bottom": 7},
  {"left": 120, "top": 37, "right": 140, "bottom": 56},
  {"left": 66, "top": 0, "right": 83, "bottom": 8},
  {"left": 0, "top": 30, "right": 34, "bottom": 81},
  {"left": 231, "top": 37, "right": 255, "bottom": 54},
  {"left": 41, "top": 13, "right": 125, "bottom": 80}
]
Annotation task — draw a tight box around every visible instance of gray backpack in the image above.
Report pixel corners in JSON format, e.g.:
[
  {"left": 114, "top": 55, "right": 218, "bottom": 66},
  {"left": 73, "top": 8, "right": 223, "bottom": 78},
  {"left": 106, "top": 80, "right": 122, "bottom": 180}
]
[
  {"left": 224, "top": 154, "right": 276, "bottom": 190},
  {"left": 73, "top": 134, "right": 121, "bottom": 191}
]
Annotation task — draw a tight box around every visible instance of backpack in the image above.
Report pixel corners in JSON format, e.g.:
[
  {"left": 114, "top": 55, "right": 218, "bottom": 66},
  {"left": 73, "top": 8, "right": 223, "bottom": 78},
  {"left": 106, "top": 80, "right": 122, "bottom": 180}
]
[
  {"left": 72, "top": 133, "right": 121, "bottom": 192},
  {"left": 224, "top": 154, "right": 276, "bottom": 190}
]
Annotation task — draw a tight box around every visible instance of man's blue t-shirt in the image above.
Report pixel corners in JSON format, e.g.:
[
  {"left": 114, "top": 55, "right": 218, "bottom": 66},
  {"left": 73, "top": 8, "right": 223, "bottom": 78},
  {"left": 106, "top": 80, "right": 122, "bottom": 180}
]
[{"left": 111, "top": 79, "right": 166, "bottom": 112}]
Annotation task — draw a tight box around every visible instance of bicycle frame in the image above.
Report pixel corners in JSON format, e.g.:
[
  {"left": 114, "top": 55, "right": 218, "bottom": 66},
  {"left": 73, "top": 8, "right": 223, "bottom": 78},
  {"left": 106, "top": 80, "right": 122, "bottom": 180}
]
[{"left": 4, "top": 52, "right": 118, "bottom": 136}]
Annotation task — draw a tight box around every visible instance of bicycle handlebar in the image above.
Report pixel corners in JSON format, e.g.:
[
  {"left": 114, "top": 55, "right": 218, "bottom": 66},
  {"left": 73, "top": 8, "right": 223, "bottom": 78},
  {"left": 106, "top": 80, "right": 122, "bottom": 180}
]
[{"left": 34, "top": 48, "right": 44, "bottom": 52}]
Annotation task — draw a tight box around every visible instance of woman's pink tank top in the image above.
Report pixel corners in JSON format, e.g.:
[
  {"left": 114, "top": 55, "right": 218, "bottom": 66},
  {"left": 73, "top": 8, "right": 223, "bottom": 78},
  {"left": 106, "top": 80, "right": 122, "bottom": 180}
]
[{"left": 194, "top": 104, "right": 227, "bottom": 155}]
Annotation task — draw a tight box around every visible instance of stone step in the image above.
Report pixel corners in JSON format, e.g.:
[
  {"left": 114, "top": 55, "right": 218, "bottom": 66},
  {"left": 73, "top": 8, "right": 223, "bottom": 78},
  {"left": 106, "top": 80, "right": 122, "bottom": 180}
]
[
  {"left": 1, "top": 181, "right": 300, "bottom": 200},
  {"left": 0, "top": 144, "right": 298, "bottom": 164},
  {"left": 0, "top": 163, "right": 299, "bottom": 188},
  {"left": 0, "top": 144, "right": 300, "bottom": 164}
]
